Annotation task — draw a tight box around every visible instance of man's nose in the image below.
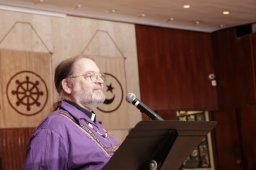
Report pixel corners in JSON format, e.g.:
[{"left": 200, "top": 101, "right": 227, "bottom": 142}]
[{"left": 96, "top": 75, "right": 104, "bottom": 84}]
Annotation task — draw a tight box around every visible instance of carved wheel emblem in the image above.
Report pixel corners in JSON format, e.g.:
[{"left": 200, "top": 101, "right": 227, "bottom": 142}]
[
  {"left": 6, "top": 71, "right": 48, "bottom": 116},
  {"left": 12, "top": 76, "right": 44, "bottom": 111}
]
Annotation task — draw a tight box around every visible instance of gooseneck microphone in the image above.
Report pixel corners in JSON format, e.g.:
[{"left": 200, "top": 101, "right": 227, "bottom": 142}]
[{"left": 126, "top": 93, "right": 164, "bottom": 121}]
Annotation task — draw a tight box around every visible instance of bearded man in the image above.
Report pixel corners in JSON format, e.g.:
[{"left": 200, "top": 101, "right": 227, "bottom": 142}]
[{"left": 22, "top": 55, "right": 119, "bottom": 170}]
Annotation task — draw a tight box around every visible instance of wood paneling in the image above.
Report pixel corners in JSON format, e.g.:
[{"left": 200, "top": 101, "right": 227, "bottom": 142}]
[
  {"left": 156, "top": 110, "right": 178, "bottom": 120},
  {"left": 0, "top": 128, "right": 35, "bottom": 170},
  {"left": 212, "top": 109, "right": 243, "bottom": 170},
  {"left": 251, "top": 33, "right": 256, "bottom": 100},
  {"left": 213, "top": 105, "right": 256, "bottom": 170},
  {"left": 136, "top": 24, "right": 256, "bottom": 170},
  {"left": 211, "top": 29, "right": 255, "bottom": 108},
  {"left": 240, "top": 105, "right": 256, "bottom": 170},
  {"left": 136, "top": 25, "right": 218, "bottom": 111},
  {"left": 142, "top": 110, "right": 178, "bottom": 121}
]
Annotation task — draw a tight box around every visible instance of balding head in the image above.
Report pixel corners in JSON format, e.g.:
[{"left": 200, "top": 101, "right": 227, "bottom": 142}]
[{"left": 54, "top": 54, "right": 93, "bottom": 98}]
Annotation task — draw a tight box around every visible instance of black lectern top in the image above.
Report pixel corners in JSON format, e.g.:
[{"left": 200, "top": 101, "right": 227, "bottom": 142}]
[{"left": 103, "top": 120, "right": 217, "bottom": 170}]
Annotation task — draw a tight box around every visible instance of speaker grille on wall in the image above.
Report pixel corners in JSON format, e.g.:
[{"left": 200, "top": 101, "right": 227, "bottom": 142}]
[{"left": 236, "top": 24, "right": 252, "bottom": 38}]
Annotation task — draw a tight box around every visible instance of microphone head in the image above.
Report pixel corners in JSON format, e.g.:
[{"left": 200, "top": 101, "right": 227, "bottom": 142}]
[{"left": 126, "top": 93, "right": 136, "bottom": 103}]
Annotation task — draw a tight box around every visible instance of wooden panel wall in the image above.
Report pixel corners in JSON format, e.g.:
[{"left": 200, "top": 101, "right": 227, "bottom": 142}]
[
  {"left": 136, "top": 25, "right": 218, "bottom": 111},
  {"left": 136, "top": 24, "right": 256, "bottom": 170},
  {"left": 212, "top": 109, "right": 243, "bottom": 170},
  {"left": 0, "top": 128, "right": 35, "bottom": 170},
  {"left": 211, "top": 29, "right": 255, "bottom": 108},
  {"left": 213, "top": 105, "right": 256, "bottom": 170},
  {"left": 240, "top": 105, "right": 256, "bottom": 170},
  {"left": 251, "top": 33, "right": 256, "bottom": 100},
  {"left": 136, "top": 25, "right": 256, "bottom": 111},
  {"left": 142, "top": 110, "right": 178, "bottom": 121}
]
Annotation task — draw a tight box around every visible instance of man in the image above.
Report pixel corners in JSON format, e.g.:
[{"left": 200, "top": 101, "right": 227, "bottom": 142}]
[{"left": 23, "top": 55, "right": 119, "bottom": 170}]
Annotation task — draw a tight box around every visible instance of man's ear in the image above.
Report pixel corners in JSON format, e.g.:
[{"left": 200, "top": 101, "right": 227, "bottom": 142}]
[{"left": 62, "top": 79, "right": 72, "bottom": 94}]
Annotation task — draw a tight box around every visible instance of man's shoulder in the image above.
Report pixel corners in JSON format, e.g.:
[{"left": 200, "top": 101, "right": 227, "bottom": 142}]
[
  {"left": 36, "top": 110, "right": 76, "bottom": 135},
  {"left": 27, "top": 110, "right": 80, "bottom": 147}
]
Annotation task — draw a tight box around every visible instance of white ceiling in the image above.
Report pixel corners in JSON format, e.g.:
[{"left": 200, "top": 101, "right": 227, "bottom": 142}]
[{"left": 0, "top": 0, "right": 256, "bottom": 32}]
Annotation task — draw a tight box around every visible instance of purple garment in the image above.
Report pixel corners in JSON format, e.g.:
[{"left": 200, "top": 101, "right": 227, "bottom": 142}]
[{"left": 22, "top": 101, "right": 119, "bottom": 170}]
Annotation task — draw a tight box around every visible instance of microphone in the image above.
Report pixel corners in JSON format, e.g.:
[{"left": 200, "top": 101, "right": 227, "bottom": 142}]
[{"left": 126, "top": 93, "right": 164, "bottom": 121}]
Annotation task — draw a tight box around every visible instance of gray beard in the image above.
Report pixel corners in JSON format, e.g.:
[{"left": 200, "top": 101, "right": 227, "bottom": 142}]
[{"left": 73, "top": 88, "right": 105, "bottom": 111}]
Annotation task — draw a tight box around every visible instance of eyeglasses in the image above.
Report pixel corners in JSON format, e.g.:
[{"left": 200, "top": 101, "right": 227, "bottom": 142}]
[{"left": 68, "top": 72, "right": 106, "bottom": 83}]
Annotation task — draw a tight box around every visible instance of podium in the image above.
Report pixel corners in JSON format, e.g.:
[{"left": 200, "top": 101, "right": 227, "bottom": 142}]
[{"left": 104, "top": 120, "right": 217, "bottom": 170}]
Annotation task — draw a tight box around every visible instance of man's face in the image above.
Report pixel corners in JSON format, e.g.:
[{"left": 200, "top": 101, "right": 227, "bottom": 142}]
[{"left": 71, "top": 58, "right": 105, "bottom": 111}]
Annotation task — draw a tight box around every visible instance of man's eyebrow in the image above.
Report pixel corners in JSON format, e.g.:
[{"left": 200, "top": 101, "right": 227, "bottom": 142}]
[{"left": 83, "top": 71, "right": 101, "bottom": 75}]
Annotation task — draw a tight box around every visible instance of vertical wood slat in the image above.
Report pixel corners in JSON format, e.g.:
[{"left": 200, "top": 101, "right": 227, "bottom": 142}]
[
  {"left": 7, "top": 130, "right": 11, "bottom": 170},
  {"left": 3, "top": 130, "right": 7, "bottom": 170},
  {"left": 0, "top": 128, "right": 35, "bottom": 170},
  {"left": 252, "top": 33, "right": 256, "bottom": 102},
  {"left": 235, "top": 108, "right": 249, "bottom": 170},
  {"left": 212, "top": 109, "right": 243, "bottom": 170},
  {"left": 0, "top": 130, "right": 3, "bottom": 169},
  {"left": 240, "top": 105, "right": 256, "bottom": 170}
]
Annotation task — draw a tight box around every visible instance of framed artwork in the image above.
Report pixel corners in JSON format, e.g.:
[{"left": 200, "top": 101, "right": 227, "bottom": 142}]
[
  {"left": 177, "top": 111, "right": 214, "bottom": 170},
  {"left": 179, "top": 116, "right": 187, "bottom": 121}
]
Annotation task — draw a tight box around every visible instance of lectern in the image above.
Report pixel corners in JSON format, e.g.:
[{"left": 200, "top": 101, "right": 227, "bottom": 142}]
[{"left": 103, "top": 120, "right": 217, "bottom": 170}]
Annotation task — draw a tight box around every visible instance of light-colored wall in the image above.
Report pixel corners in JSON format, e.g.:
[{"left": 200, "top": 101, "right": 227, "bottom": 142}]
[{"left": 0, "top": 9, "right": 141, "bottom": 143}]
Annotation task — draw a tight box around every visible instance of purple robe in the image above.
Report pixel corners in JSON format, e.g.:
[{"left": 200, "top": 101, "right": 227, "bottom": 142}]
[{"left": 22, "top": 100, "right": 119, "bottom": 170}]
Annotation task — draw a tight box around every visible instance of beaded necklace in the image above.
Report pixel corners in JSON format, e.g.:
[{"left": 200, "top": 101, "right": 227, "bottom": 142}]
[
  {"left": 84, "top": 120, "right": 115, "bottom": 148},
  {"left": 84, "top": 120, "right": 108, "bottom": 138}
]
